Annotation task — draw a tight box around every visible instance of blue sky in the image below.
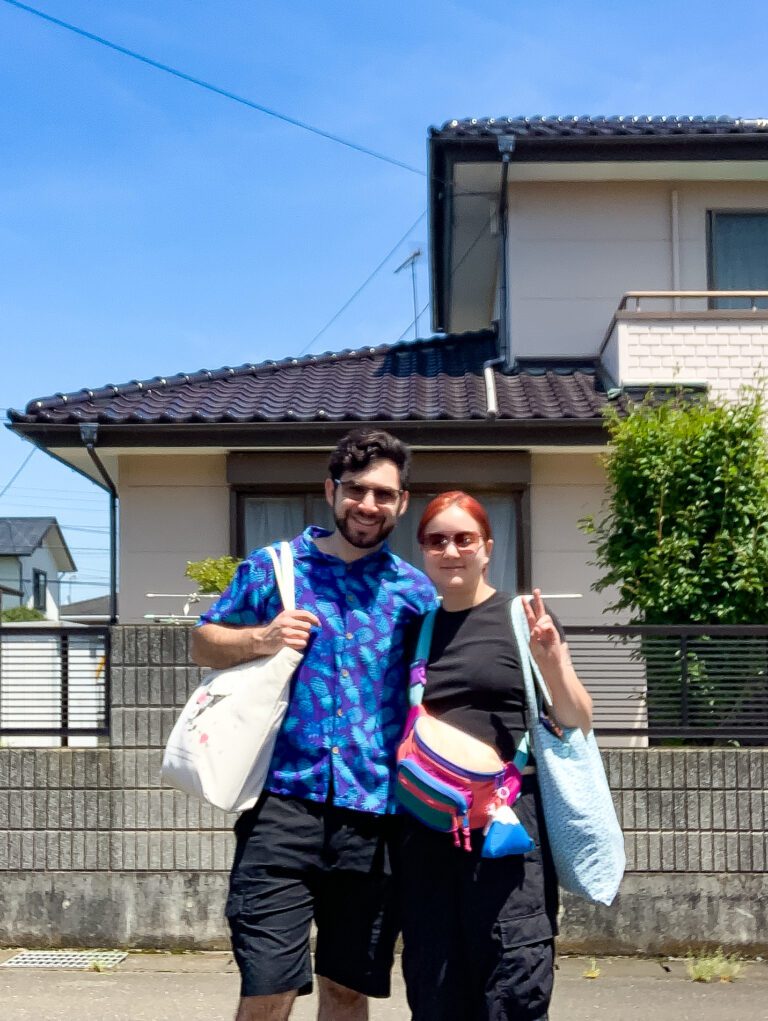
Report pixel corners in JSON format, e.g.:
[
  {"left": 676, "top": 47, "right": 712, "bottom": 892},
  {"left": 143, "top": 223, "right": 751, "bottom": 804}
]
[{"left": 2, "top": 0, "right": 767, "bottom": 603}]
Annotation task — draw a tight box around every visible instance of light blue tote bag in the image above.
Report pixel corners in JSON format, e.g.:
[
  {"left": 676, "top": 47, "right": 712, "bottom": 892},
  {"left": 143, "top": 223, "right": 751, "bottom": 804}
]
[{"left": 510, "top": 596, "right": 625, "bottom": 906}]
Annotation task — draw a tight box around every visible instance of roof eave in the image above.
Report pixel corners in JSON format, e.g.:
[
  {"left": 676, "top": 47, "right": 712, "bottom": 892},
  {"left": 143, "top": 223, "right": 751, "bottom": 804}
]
[{"left": 8, "top": 418, "right": 609, "bottom": 458}]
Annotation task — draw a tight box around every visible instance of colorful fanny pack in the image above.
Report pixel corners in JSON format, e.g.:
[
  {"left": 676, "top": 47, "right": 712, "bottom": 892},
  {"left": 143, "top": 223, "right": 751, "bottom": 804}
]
[{"left": 395, "top": 609, "right": 534, "bottom": 857}]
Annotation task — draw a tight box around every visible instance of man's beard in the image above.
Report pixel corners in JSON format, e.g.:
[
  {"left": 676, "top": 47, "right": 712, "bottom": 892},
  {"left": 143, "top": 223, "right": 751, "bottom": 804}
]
[{"left": 334, "top": 509, "right": 397, "bottom": 549}]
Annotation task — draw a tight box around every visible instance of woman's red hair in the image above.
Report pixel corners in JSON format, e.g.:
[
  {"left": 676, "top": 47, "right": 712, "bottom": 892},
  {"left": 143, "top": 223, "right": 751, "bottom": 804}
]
[{"left": 417, "top": 491, "right": 493, "bottom": 544}]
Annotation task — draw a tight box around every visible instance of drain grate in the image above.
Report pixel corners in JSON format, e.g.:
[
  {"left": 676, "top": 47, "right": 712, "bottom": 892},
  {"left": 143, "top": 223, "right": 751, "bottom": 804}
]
[{"left": 1, "top": 949, "right": 127, "bottom": 969}]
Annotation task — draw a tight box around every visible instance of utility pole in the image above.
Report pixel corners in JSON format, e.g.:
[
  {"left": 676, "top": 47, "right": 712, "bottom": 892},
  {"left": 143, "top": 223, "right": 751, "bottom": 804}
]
[{"left": 394, "top": 249, "right": 422, "bottom": 340}]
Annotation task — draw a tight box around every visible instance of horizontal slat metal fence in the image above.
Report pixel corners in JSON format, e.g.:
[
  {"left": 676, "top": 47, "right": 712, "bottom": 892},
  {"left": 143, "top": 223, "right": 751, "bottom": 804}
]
[
  {"left": 0, "top": 627, "right": 110, "bottom": 740},
  {"left": 567, "top": 625, "right": 768, "bottom": 742}
]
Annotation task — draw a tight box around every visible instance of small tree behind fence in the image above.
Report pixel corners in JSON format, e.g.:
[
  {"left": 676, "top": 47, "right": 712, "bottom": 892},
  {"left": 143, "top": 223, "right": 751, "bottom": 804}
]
[{"left": 582, "top": 389, "right": 768, "bottom": 738}]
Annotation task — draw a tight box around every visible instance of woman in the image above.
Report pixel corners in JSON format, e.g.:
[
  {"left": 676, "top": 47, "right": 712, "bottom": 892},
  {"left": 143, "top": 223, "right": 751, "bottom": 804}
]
[{"left": 396, "top": 491, "right": 593, "bottom": 1021}]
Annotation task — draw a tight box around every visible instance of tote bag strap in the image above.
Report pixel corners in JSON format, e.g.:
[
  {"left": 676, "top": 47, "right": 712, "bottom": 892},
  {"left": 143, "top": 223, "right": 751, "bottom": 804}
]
[
  {"left": 509, "top": 596, "right": 554, "bottom": 727},
  {"left": 264, "top": 541, "right": 296, "bottom": 612}
]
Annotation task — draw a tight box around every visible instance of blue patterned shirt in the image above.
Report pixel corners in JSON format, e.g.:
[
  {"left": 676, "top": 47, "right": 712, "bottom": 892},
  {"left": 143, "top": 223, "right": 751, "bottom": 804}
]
[{"left": 199, "top": 526, "right": 437, "bottom": 814}]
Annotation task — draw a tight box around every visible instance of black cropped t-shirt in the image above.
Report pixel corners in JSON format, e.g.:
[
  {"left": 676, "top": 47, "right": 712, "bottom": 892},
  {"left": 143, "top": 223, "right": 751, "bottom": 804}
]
[{"left": 421, "top": 591, "right": 564, "bottom": 762}]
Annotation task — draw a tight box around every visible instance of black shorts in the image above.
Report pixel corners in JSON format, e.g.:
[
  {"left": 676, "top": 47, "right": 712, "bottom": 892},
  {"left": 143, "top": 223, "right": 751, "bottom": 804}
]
[
  {"left": 396, "top": 774, "right": 559, "bottom": 1021},
  {"left": 226, "top": 792, "right": 400, "bottom": 999}
]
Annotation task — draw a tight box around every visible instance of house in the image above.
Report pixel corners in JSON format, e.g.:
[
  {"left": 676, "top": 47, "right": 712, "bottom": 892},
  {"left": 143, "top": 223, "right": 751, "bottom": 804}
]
[
  {"left": 0, "top": 518, "right": 76, "bottom": 620},
  {"left": 7, "top": 115, "right": 768, "bottom": 626}
]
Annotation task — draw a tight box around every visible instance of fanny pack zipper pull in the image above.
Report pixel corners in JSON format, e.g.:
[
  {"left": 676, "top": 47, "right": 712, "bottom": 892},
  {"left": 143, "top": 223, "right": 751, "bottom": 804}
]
[
  {"left": 452, "top": 818, "right": 461, "bottom": 848},
  {"left": 461, "top": 814, "right": 471, "bottom": 852}
]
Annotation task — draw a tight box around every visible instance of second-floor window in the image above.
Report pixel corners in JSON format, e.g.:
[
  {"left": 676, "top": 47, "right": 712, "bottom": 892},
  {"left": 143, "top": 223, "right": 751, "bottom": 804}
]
[
  {"left": 32, "top": 569, "right": 47, "bottom": 611},
  {"left": 709, "top": 211, "right": 768, "bottom": 308}
]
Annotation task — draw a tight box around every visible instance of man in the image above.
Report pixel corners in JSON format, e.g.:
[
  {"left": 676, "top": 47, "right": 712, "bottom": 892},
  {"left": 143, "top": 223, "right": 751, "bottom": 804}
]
[{"left": 192, "top": 429, "right": 436, "bottom": 1021}]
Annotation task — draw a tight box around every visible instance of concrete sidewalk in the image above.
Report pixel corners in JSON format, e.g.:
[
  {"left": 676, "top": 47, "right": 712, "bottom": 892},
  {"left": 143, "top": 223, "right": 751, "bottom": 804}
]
[{"left": 1, "top": 950, "right": 767, "bottom": 1020}]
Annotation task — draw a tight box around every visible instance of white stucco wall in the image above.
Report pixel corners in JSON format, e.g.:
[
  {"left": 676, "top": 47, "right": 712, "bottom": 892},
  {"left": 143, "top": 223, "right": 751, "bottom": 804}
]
[
  {"left": 530, "top": 453, "right": 648, "bottom": 744},
  {"left": 1, "top": 550, "right": 65, "bottom": 618},
  {"left": 29, "top": 545, "right": 63, "bottom": 620},
  {"left": 0, "top": 557, "right": 21, "bottom": 603},
  {"left": 119, "top": 455, "right": 229, "bottom": 623},
  {"left": 506, "top": 180, "right": 768, "bottom": 358},
  {"left": 529, "top": 452, "right": 617, "bottom": 625}
]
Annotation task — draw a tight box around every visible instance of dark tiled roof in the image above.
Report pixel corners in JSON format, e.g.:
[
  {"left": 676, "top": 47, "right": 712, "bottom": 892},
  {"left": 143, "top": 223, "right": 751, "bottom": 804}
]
[
  {"left": 0, "top": 517, "right": 58, "bottom": 556},
  {"left": 431, "top": 114, "right": 768, "bottom": 141},
  {"left": 7, "top": 331, "right": 608, "bottom": 426}
]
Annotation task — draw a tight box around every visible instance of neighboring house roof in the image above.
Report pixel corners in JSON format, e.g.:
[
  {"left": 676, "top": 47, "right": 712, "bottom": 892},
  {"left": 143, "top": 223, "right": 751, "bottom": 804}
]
[
  {"left": 431, "top": 114, "right": 768, "bottom": 142},
  {"left": 7, "top": 330, "right": 609, "bottom": 440},
  {"left": 60, "top": 594, "right": 110, "bottom": 617},
  {"left": 0, "top": 517, "right": 76, "bottom": 573}
]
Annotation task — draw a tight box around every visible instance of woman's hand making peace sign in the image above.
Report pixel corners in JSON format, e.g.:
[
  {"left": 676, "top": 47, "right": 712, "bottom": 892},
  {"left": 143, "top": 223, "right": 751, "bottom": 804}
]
[
  {"left": 522, "top": 587, "right": 594, "bottom": 735},
  {"left": 523, "top": 588, "right": 568, "bottom": 675}
]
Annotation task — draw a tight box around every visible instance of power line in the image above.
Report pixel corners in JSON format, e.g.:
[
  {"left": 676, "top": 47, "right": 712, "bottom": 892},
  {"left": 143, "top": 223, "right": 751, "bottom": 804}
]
[
  {"left": 2, "top": 0, "right": 426, "bottom": 179},
  {"left": 8, "top": 486, "right": 106, "bottom": 498},
  {"left": 61, "top": 525, "right": 110, "bottom": 534},
  {"left": 0, "top": 448, "right": 36, "bottom": 500},
  {"left": 297, "top": 210, "right": 427, "bottom": 357}
]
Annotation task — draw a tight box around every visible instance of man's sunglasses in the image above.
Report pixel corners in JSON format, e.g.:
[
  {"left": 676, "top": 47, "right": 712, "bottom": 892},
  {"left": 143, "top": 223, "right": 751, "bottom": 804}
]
[
  {"left": 333, "top": 479, "right": 403, "bottom": 507},
  {"left": 420, "top": 531, "right": 483, "bottom": 554}
]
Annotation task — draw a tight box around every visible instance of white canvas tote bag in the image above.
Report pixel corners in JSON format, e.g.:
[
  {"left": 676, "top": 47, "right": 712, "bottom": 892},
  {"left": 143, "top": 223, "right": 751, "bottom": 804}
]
[{"left": 161, "top": 542, "right": 303, "bottom": 813}]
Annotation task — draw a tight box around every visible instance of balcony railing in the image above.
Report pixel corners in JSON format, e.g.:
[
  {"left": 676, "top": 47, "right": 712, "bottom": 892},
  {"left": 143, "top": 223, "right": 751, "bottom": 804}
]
[
  {"left": 568, "top": 625, "right": 768, "bottom": 743},
  {"left": 0, "top": 626, "right": 110, "bottom": 742}
]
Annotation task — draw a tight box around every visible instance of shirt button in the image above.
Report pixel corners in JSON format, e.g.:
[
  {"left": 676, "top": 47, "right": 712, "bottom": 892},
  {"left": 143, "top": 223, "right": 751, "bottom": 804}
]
[
  {"left": 332, "top": 746, "right": 340, "bottom": 754},
  {"left": 346, "top": 594, "right": 355, "bottom": 604},
  {"left": 345, "top": 632, "right": 353, "bottom": 640},
  {"left": 341, "top": 668, "right": 349, "bottom": 677},
  {"left": 337, "top": 709, "right": 344, "bottom": 717}
]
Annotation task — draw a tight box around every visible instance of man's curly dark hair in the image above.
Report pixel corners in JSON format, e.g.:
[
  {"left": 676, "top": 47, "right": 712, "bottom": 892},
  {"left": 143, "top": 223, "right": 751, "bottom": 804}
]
[{"left": 328, "top": 429, "right": 411, "bottom": 489}]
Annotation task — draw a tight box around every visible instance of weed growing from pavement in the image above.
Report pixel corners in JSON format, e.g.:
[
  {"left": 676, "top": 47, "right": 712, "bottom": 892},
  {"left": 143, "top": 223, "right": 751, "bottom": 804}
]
[
  {"left": 582, "top": 958, "right": 601, "bottom": 979},
  {"left": 686, "top": 949, "right": 743, "bottom": 983}
]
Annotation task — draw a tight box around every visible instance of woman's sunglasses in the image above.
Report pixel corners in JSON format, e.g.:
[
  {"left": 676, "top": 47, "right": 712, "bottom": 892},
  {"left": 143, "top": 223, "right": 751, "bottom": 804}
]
[{"left": 420, "top": 531, "right": 484, "bottom": 555}]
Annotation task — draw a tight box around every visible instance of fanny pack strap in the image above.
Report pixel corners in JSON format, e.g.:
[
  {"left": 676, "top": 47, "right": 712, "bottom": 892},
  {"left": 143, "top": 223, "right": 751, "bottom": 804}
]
[{"left": 408, "top": 609, "right": 438, "bottom": 707}]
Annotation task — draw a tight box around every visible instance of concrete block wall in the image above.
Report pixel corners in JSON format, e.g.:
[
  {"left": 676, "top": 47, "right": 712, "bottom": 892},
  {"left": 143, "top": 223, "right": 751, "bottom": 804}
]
[
  {"left": 0, "top": 626, "right": 767, "bottom": 951},
  {"left": 603, "top": 749, "right": 767, "bottom": 873}
]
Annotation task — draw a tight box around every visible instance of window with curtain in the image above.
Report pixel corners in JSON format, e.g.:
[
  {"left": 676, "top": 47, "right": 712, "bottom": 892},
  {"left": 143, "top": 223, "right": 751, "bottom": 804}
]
[
  {"left": 241, "top": 496, "right": 332, "bottom": 554},
  {"left": 240, "top": 493, "right": 519, "bottom": 594},
  {"left": 710, "top": 212, "right": 768, "bottom": 308}
]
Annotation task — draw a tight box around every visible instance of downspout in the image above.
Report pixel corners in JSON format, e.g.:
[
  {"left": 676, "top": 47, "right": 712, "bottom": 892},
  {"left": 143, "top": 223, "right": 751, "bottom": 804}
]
[
  {"left": 79, "top": 424, "right": 118, "bottom": 625},
  {"left": 670, "top": 189, "right": 681, "bottom": 311},
  {"left": 496, "top": 136, "right": 515, "bottom": 367},
  {"left": 483, "top": 137, "right": 515, "bottom": 418}
]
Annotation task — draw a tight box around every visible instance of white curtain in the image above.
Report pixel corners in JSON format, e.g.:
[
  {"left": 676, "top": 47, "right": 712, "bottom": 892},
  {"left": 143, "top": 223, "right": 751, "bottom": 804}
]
[
  {"left": 308, "top": 496, "right": 334, "bottom": 533},
  {"left": 243, "top": 497, "right": 305, "bottom": 553}
]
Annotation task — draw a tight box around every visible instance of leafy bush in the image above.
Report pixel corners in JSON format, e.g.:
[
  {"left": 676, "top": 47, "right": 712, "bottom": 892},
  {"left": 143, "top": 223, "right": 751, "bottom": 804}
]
[
  {"left": 185, "top": 556, "right": 239, "bottom": 595},
  {"left": 583, "top": 391, "right": 768, "bottom": 625},
  {"left": 0, "top": 606, "right": 46, "bottom": 622}
]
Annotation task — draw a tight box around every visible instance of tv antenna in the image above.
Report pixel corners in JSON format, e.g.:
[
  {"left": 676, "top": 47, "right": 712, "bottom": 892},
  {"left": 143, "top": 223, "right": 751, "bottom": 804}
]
[{"left": 394, "top": 248, "right": 422, "bottom": 339}]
